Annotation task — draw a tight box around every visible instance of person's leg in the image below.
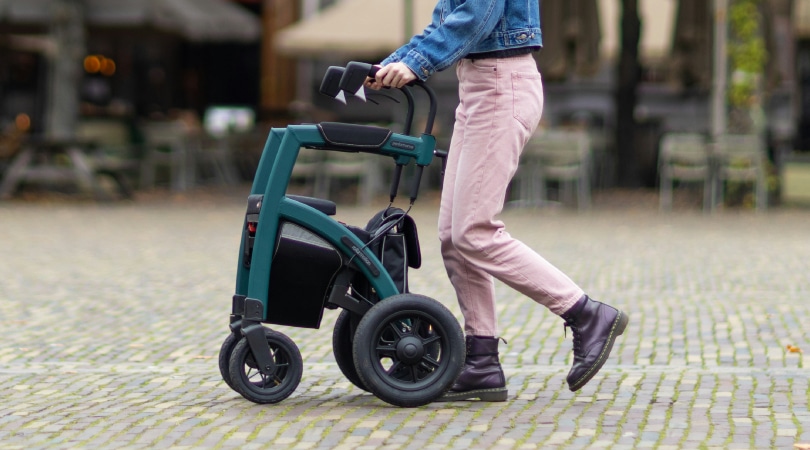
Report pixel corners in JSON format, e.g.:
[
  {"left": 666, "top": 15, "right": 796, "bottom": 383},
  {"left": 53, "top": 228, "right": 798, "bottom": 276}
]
[
  {"left": 439, "top": 55, "right": 627, "bottom": 398},
  {"left": 443, "top": 55, "right": 583, "bottom": 325},
  {"left": 438, "top": 61, "right": 499, "bottom": 338},
  {"left": 440, "top": 55, "right": 573, "bottom": 401},
  {"left": 436, "top": 60, "right": 507, "bottom": 401}
]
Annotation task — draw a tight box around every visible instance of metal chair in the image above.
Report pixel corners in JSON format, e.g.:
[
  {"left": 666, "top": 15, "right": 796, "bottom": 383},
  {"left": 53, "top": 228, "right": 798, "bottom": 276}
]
[
  {"left": 289, "top": 147, "right": 324, "bottom": 197},
  {"left": 194, "top": 133, "right": 241, "bottom": 186},
  {"left": 658, "top": 132, "right": 711, "bottom": 212},
  {"left": 512, "top": 129, "right": 592, "bottom": 210},
  {"left": 139, "top": 121, "right": 195, "bottom": 192},
  {"left": 712, "top": 134, "right": 768, "bottom": 211},
  {"left": 76, "top": 119, "right": 140, "bottom": 198},
  {"left": 315, "top": 150, "right": 381, "bottom": 205}
]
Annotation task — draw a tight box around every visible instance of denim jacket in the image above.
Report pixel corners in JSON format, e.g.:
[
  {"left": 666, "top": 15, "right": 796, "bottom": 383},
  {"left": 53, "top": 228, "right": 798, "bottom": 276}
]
[{"left": 381, "top": 0, "right": 543, "bottom": 81}]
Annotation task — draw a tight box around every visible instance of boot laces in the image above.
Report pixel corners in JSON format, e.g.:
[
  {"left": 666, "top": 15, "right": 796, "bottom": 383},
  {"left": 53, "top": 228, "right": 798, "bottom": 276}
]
[{"left": 564, "top": 321, "right": 583, "bottom": 354}]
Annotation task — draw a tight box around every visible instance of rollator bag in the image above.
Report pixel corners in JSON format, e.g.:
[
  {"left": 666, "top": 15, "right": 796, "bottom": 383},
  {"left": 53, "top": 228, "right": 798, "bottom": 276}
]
[
  {"left": 265, "top": 207, "right": 421, "bottom": 328},
  {"left": 361, "top": 207, "right": 421, "bottom": 293},
  {"left": 267, "top": 221, "right": 343, "bottom": 328}
]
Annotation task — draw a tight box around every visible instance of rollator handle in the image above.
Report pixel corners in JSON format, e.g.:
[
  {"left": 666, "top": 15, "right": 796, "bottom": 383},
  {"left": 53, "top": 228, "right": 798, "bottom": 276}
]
[
  {"left": 339, "top": 62, "right": 377, "bottom": 94},
  {"left": 320, "top": 66, "right": 347, "bottom": 103}
]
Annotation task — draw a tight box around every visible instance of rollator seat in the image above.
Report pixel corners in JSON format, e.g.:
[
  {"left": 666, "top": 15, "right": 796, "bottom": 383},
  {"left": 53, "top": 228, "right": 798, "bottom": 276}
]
[{"left": 288, "top": 195, "right": 337, "bottom": 216}]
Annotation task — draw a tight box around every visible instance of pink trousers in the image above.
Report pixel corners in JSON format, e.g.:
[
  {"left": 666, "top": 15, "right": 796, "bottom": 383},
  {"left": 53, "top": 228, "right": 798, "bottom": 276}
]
[{"left": 438, "top": 55, "right": 584, "bottom": 336}]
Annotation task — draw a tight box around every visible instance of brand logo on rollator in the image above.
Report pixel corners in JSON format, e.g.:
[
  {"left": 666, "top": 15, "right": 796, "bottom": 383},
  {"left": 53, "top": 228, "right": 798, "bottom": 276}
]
[
  {"left": 391, "top": 140, "right": 415, "bottom": 150},
  {"left": 349, "top": 244, "right": 372, "bottom": 265},
  {"left": 340, "top": 236, "right": 376, "bottom": 272}
]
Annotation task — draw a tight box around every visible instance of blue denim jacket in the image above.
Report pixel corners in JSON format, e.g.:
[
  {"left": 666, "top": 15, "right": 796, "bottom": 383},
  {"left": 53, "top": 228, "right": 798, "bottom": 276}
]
[{"left": 381, "top": 0, "right": 543, "bottom": 81}]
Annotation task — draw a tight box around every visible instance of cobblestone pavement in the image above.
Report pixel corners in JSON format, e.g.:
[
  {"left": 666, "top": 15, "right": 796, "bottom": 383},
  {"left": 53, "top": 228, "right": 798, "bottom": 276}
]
[{"left": 1, "top": 189, "right": 809, "bottom": 449}]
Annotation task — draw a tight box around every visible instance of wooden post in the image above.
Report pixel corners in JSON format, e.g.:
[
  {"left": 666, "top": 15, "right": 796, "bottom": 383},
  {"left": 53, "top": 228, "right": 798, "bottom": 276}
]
[{"left": 261, "top": 0, "right": 299, "bottom": 120}]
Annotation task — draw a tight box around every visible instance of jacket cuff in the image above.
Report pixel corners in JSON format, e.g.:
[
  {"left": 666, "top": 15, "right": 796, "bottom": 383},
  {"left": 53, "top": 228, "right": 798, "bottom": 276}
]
[
  {"left": 380, "top": 54, "right": 401, "bottom": 67},
  {"left": 401, "top": 50, "right": 436, "bottom": 81}
]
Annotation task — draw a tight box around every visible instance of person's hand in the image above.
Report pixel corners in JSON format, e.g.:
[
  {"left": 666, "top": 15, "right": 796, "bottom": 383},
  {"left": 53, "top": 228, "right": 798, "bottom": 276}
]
[
  {"left": 364, "top": 66, "right": 384, "bottom": 91},
  {"left": 365, "top": 62, "right": 418, "bottom": 90}
]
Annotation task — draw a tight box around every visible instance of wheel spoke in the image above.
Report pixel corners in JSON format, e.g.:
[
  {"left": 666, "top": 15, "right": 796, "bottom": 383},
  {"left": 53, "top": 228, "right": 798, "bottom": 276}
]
[
  {"left": 421, "top": 334, "right": 441, "bottom": 346},
  {"left": 409, "top": 317, "right": 422, "bottom": 335},
  {"left": 387, "top": 321, "right": 406, "bottom": 339},
  {"left": 409, "top": 364, "right": 420, "bottom": 382},
  {"left": 375, "top": 345, "right": 397, "bottom": 358},
  {"left": 420, "top": 354, "right": 440, "bottom": 370},
  {"left": 247, "top": 368, "right": 263, "bottom": 384},
  {"left": 391, "top": 362, "right": 417, "bottom": 382}
]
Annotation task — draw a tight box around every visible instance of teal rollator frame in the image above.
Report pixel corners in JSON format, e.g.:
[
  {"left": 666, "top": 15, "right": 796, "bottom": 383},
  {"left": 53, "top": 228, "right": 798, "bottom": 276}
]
[{"left": 218, "top": 62, "right": 464, "bottom": 407}]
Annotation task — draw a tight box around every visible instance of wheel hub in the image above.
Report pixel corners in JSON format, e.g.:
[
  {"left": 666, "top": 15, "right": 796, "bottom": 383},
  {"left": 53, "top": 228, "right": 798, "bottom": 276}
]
[{"left": 396, "top": 336, "right": 425, "bottom": 365}]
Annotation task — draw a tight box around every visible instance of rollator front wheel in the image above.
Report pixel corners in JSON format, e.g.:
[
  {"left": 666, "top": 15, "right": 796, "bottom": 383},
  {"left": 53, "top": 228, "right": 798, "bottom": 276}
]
[
  {"left": 218, "top": 332, "right": 240, "bottom": 390},
  {"left": 228, "top": 328, "right": 303, "bottom": 404},
  {"left": 352, "top": 294, "right": 465, "bottom": 407}
]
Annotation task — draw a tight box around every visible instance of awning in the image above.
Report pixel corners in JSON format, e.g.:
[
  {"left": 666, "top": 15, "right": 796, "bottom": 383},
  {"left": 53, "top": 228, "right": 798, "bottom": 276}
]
[
  {"left": 795, "top": 0, "right": 810, "bottom": 38},
  {"left": 0, "top": 0, "right": 261, "bottom": 42},
  {"left": 275, "top": 0, "right": 435, "bottom": 58},
  {"left": 277, "top": 0, "right": 674, "bottom": 64}
]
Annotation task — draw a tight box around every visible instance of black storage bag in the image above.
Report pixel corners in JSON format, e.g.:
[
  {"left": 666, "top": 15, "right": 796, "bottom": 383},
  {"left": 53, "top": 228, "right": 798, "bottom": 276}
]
[{"left": 352, "top": 207, "right": 421, "bottom": 295}]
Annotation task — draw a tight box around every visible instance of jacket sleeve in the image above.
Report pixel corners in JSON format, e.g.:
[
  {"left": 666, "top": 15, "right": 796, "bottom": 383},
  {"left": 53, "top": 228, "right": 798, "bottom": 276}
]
[
  {"left": 380, "top": 2, "right": 441, "bottom": 68},
  {"left": 381, "top": 0, "right": 505, "bottom": 81}
]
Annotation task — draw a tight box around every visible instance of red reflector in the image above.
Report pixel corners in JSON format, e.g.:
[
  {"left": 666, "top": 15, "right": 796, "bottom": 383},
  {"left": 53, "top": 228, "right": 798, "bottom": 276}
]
[{"left": 248, "top": 223, "right": 257, "bottom": 233}]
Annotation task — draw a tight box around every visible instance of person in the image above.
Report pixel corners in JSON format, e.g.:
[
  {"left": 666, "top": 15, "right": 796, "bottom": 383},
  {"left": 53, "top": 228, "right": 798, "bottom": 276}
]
[{"left": 366, "top": 0, "right": 628, "bottom": 401}]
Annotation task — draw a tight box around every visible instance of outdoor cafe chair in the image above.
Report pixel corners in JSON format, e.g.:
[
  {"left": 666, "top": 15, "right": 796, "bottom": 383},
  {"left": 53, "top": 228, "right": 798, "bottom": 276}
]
[
  {"left": 712, "top": 133, "right": 768, "bottom": 211},
  {"left": 658, "top": 132, "right": 711, "bottom": 212},
  {"left": 139, "top": 120, "right": 195, "bottom": 192},
  {"left": 512, "top": 129, "right": 592, "bottom": 210}
]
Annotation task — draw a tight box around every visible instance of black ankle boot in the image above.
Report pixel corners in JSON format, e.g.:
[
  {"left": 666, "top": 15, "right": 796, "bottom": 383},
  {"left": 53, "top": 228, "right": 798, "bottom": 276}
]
[
  {"left": 562, "top": 296, "right": 628, "bottom": 392},
  {"left": 437, "top": 335, "right": 508, "bottom": 402}
]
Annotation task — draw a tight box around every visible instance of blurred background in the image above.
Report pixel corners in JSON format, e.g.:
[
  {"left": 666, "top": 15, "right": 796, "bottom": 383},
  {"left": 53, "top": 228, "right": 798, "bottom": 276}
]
[{"left": 0, "top": 0, "right": 808, "bottom": 207}]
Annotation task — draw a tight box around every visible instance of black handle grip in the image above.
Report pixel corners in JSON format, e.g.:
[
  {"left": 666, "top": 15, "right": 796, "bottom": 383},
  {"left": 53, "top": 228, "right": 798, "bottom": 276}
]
[
  {"left": 339, "top": 61, "right": 375, "bottom": 93},
  {"left": 341, "top": 61, "right": 421, "bottom": 91},
  {"left": 319, "top": 66, "right": 345, "bottom": 98}
]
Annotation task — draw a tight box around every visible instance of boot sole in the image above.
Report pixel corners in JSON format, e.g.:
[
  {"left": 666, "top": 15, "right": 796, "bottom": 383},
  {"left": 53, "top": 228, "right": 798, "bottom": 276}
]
[
  {"left": 434, "top": 387, "right": 508, "bottom": 402},
  {"left": 569, "top": 310, "right": 629, "bottom": 392}
]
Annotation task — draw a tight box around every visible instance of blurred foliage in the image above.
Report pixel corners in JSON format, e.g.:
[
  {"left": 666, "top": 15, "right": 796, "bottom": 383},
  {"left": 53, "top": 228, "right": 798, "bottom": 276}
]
[{"left": 728, "top": 0, "right": 766, "bottom": 109}]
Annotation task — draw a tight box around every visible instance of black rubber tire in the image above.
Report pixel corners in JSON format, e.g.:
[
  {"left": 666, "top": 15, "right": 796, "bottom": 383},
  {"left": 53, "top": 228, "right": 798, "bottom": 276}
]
[
  {"left": 332, "top": 309, "right": 369, "bottom": 392},
  {"left": 228, "top": 328, "right": 303, "bottom": 404},
  {"left": 352, "top": 294, "right": 465, "bottom": 407},
  {"left": 218, "top": 332, "right": 240, "bottom": 390}
]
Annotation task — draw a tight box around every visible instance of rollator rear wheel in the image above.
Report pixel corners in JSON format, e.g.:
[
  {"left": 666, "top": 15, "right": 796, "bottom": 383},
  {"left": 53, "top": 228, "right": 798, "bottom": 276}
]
[
  {"left": 332, "top": 309, "right": 369, "bottom": 392},
  {"left": 352, "top": 294, "right": 465, "bottom": 407},
  {"left": 228, "top": 328, "right": 303, "bottom": 404}
]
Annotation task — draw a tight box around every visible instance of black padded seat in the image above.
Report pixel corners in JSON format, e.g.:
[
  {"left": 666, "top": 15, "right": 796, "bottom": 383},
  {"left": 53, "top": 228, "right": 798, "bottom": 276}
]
[{"left": 288, "top": 195, "right": 337, "bottom": 216}]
